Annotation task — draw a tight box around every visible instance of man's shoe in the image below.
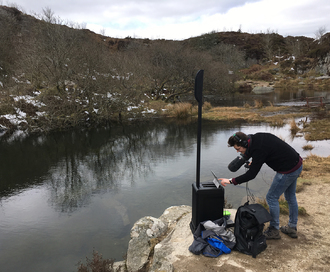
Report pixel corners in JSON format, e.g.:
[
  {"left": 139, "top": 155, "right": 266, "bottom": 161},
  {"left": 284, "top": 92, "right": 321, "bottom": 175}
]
[
  {"left": 280, "top": 225, "right": 298, "bottom": 238},
  {"left": 264, "top": 226, "right": 281, "bottom": 240}
]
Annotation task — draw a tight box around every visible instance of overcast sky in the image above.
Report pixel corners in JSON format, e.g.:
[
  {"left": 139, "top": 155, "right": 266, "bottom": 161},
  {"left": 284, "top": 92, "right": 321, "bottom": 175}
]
[{"left": 4, "top": 0, "right": 330, "bottom": 40}]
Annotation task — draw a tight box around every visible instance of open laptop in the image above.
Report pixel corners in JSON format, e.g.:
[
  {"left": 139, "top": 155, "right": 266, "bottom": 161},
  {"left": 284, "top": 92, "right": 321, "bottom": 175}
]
[{"left": 211, "top": 170, "right": 222, "bottom": 188}]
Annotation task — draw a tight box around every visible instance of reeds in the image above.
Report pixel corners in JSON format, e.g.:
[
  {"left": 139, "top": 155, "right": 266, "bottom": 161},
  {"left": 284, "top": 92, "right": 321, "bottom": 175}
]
[{"left": 290, "top": 118, "right": 300, "bottom": 134}]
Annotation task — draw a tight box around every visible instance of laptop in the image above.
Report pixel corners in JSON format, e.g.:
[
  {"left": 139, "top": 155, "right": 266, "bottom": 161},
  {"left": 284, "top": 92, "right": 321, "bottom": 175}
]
[{"left": 211, "top": 170, "right": 222, "bottom": 188}]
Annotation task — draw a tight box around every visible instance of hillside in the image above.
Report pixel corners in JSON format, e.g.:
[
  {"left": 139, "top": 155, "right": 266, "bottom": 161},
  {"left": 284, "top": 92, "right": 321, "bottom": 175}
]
[{"left": 0, "top": 5, "right": 330, "bottom": 137}]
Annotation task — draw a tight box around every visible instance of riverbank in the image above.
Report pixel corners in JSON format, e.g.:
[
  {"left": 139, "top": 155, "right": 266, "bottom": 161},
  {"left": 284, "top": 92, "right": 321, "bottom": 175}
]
[{"left": 111, "top": 154, "right": 330, "bottom": 271}]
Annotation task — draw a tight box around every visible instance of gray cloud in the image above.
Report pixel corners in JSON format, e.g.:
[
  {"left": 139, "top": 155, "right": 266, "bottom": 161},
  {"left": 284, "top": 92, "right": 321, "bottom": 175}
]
[
  {"left": 5, "top": 0, "right": 330, "bottom": 39},
  {"left": 13, "top": 0, "right": 261, "bottom": 20}
]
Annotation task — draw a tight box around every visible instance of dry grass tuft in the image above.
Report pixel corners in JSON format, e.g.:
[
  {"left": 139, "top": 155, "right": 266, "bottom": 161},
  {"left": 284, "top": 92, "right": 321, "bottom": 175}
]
[
  {"left": 302, "top": 144, "right": 314, "bottom": 151},
  {"left": 165, "top": 102, "right": 193, "bottom": 119},
  {"left": 254, "top": 99, "right": 263, "bottom": 108},
  {"left": 268, "top": 116, "right": 285, "bottom": 127},
  {"left": 302, "top": 119, "right": 330, "bottom": 141},
  {"left": 204, "top": 106, "right": 260, "bottom": 121},
  {"left": 202, "top": 101, "right": 212, "bottom": 111},
  {"left": 302, "top": 154, "right": 330, "bottom": 174},
  {"left": 290, "top": 118, "right": 300, "bottom": 134}
]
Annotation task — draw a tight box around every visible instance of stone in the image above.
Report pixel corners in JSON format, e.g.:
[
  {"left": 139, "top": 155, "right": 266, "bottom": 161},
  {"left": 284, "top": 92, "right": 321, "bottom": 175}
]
[
  {"left": 252, "top": 86, "right": 274, "bottom": 94},
  {"left": 126, "top": 216, "right": 167, "bottom": 272},
  {"left": 119, "top": 205, "right": 237, "bottom": 272}
]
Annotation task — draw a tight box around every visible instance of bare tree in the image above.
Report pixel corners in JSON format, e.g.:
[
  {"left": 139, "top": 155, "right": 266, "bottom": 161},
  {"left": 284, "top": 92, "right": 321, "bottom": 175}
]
[{"left": 314, "top": 26, "right": 327, "bottom": 42}]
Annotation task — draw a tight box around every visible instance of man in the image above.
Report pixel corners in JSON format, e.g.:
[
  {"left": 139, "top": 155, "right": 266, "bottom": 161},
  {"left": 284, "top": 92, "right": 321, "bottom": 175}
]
[{"left": 219, "top": 132, "right": 303, "bottom": 239}]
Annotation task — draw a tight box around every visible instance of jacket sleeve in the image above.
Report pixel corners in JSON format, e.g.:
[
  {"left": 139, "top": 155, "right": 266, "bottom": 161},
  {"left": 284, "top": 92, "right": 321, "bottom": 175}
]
[{"left": 233, "top": 150, "right": 267, "bottom": 185}]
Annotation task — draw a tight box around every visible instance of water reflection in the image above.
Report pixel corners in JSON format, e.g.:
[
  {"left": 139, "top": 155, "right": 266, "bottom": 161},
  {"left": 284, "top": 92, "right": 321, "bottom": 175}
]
[
  {"left": 45, "top": 120, "right": 217, "bottom": 213},
  {"left": 205, "top": 87, "right": 330, "bottom": 107},
  {"left": 0, "top": 118, "right": 329, "bottom": 272}
]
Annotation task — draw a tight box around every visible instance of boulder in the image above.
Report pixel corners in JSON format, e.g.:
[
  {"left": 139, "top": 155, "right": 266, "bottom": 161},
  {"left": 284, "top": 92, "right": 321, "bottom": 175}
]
[
  {"left": 126, "top": 216, "right": 167, "bottom": 272},
  {"left": 125, "top": 205, "right": 191, "bottom": 272},
  {"left": 252, "top": 86, "right": 274, "bottom": 94},
  {"left": 117, "top": 205, "right": 237, "bottom": 272}
]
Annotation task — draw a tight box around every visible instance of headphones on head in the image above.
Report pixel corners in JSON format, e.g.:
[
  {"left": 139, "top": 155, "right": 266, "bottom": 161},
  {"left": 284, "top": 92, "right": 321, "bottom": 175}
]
[{"left": 233, "top": 133, "right": 248, "bottom": 148}]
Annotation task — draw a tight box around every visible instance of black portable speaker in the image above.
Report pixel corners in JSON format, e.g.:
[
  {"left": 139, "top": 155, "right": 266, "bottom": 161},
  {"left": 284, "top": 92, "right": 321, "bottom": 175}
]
[
  {"left": 190, "top": 70, "right": 225, "bottom": 233},
  {"left": 190, "top": 182, "right": 225, "bottom": 233}
]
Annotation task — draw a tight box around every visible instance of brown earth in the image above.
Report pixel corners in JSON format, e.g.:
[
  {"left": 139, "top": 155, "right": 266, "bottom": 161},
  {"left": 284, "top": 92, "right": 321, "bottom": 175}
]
[{"left": 173, "top": 178, "right": 330, "bottom": 271}]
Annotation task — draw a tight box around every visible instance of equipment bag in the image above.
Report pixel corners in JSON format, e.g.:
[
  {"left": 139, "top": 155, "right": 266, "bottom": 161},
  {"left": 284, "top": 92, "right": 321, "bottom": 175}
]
[
  {"left": 234, "top": 201, "right": 272, "bottom": 258},
  {"left": 189, "top": 217, "right": 235, "bottom": 258}
]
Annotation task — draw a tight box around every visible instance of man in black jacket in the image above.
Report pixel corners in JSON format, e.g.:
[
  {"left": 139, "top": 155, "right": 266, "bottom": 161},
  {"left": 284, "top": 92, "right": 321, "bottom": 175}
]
[{"left": 219, "top": 132, "right": 303, "bottom": 239}]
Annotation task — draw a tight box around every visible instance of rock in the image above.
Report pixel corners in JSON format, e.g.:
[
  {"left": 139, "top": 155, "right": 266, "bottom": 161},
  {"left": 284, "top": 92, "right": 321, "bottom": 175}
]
[
  {"left": 150, "top": 212, "right": 193, "bottom": 272},
  {"left": 120, "top": 205, "right": 236, "bottom": 272},
  {"left": 315, "top": 75, "right": 330, "bottom": 80},
  {"left": 126, "top": 216, "right": 168, "bottom": 272},
  {"left": 159, "top": 205, "right": 192, "bottom": 226},
  {"left": 125, "top": 205, "right": 191, "bottom": 272},
  {"left": 252, "top": 86, "right": 274, "bottom": 94},
  {"left": 113, "top": 260, "right": 126, "bottom": 272}
]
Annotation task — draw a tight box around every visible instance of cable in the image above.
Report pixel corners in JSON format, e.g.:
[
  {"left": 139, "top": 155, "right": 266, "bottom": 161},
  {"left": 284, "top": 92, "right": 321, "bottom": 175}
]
[
  {"left": 246, "top": 182, "right": 256, "bottom": 203},
  {"left": 244, "top": 164, "right": 256, "bottom": 203}
]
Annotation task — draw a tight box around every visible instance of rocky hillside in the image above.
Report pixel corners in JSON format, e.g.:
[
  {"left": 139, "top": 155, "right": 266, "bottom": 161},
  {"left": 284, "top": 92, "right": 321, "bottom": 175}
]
[
  {"left": 1, "top": 5, "right": 330, "bottom": 74},
  {"left": 0, "top": 5, "right": 330, "bottom": 137}
]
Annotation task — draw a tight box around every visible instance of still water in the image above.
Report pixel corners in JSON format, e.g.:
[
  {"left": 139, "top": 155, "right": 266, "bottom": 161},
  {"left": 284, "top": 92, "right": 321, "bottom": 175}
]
[{"left": 0, "top": 117, "right": 329, "bottom": 272}]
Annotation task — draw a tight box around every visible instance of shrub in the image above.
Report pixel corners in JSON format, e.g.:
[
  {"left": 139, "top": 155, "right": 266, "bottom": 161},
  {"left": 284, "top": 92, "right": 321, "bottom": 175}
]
[{"left": 76, "top": 250, "right": 118, "bottom": 272}]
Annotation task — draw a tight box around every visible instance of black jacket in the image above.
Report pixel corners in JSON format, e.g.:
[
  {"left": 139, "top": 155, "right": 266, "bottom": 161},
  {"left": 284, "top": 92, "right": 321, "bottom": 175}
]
[{"left": 233, "top": 133, "right": 301, "bottom": 185}]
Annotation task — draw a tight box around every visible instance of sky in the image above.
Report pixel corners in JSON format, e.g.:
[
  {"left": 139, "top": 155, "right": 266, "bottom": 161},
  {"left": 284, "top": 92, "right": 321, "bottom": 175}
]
[{"left": 3, "top": 0, "right": 330, "bottom": 40}]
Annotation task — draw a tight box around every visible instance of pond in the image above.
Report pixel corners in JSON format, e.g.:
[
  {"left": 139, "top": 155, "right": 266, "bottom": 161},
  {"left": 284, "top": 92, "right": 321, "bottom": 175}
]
[
  {"left": 0, "top": 96, "right": 329, "bottom": 272},
  {"left": 203, "top": 87, "right": 330, "bottom": 107}
]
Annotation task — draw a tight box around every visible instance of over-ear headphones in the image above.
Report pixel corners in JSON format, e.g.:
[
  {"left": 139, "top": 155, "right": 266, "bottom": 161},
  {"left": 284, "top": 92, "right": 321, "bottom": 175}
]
[{"left": 233, "top": 133, "right": 248, "bottom": 148}]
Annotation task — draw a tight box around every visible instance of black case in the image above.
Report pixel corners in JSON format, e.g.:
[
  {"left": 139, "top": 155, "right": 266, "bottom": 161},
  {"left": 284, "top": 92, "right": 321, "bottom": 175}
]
[{"left": 190, "top": 182, "right": 225, "bottom": 233}]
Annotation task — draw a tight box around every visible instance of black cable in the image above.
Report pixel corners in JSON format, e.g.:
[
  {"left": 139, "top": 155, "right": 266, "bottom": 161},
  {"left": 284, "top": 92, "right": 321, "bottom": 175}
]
[{"left": 244, "top": 164, "right": 255, "bottom": 203}]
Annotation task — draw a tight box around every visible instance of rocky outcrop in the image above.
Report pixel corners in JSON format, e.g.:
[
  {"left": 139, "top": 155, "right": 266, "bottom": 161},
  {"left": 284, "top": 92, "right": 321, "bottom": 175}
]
[
  {"left": 315, "top": 53, "right": 330, "bottom": 75},
  {"left": 124, "top": 205, "right": 192, "bottom": 272},
  {"left": 115, "top": 205, "right": 237, "bottom": 272}
]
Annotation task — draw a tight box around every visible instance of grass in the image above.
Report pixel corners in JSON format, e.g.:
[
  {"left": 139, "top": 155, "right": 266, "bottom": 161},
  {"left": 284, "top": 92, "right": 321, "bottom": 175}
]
[
  {"left": 165, "top": 102, "right": 194, "bottom": 118},
  {"left": 301, "top": 154, "right": 330, "bottom": 182},
  {"left": 258, "top": 195, "right": 308, "bottom": 216},
  {"left": 289, "top": 118, "right": 300, "bottom": 134},
  {"left": 302, "top": 144, "right": 314, "bottom": 151},
  {"left": 202, "top": 105, "right": 308, "bottom": 126},
  {"left": 160, "top": 101, "right": 330, "bottom": 142},
  {"left": 301, "top": 119, "right": 330, "bottom": 141}
]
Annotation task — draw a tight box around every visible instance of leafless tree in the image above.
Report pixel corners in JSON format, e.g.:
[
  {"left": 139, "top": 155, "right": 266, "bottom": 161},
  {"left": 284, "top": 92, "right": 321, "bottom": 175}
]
[{"left": 314, "top": 26, "right": 327, "bottom": 42}]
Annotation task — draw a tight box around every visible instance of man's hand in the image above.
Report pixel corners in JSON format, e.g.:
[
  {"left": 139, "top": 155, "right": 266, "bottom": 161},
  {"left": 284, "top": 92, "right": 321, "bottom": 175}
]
[{"left": 219, "top": 178, "right": 231, "bottom": 187}]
